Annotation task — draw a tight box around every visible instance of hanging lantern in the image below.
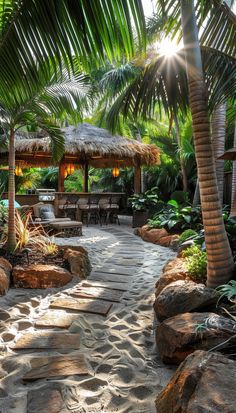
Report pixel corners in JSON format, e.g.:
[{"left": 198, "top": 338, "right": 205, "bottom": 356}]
[
  {"left": 112, "top": 167, "right": 120, "bottom": 178},
  {"left": 64, "top": 166, "right": 68, "bottom": 179},
  {"left": 15, "top": 165, "right": 23, "bottom": 176},
  {"left": 68, "top": 163, "right": 75, "bottom": 175}
]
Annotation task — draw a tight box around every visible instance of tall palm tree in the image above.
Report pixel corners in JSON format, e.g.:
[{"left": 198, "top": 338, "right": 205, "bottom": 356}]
[
  {"left": 1, "top": 64, "right": 90, "bottom": 252},
  {"left": 177, "top": 0, "right": 234, "bottom": 287},
  {"left": 212, "top": 102, "right": 227, "bottom": 205},
  {"left": 105, "top": 1, "right": 236, "bottom": 287}
]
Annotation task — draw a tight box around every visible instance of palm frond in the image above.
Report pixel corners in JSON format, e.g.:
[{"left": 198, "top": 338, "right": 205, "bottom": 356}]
[
  {"left": 157, "top": 0, "right": 236, "bottom": 58},
  {"left": 0, "top": 0, "right": 146, "bottom": 90}
]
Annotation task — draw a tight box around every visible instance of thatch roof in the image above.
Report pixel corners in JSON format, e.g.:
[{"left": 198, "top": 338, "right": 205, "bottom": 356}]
[{"left": 1, "top": 123, "right": 160, "bottom": 168}]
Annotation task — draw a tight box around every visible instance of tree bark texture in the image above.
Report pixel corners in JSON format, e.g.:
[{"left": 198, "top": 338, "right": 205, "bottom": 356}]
[
  {"left": 181, "top": 0, "right": 234, "bottom": 288},
  {"left": 7, "top": 128, "right": 17, "bottom": 252},
  {"left": 230, "top": 120, "right": 236, "bottom": 217},
  {"left": 212, "top": 102, "right": 226, "bottom": 206},
  {"left": 174, "top": 114, "right": 188, "bottom": 192}
]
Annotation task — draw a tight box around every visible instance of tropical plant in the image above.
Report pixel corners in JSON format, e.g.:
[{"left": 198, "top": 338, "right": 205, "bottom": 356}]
[
  {"left": 216, "top": 280, "right": 236, "bottom": 306},
  {"left": 129, "top": 188, "right": 162, "bottom": 212},
  {"left": 178, "top": 229, "right": 198, "bottom": 244},
  {"left": 1, "top": 62, "right": 91, "bottom": 252},
  {"left": 105, "top": 1, "right": 236, "bottom": 287},
  {"left": 148, "top": 200, "right": 202, "bottom": 232},
  {"left": 185, "top": 250, "right": 207, "bottom": 280},
  {"left": 0, "top": 204, "right": 7, "bottom": 225}
]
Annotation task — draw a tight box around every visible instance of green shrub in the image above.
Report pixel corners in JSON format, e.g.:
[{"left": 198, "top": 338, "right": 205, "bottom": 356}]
[
  {"left": 184, "top": 248, "right": 207, "bottom": 279},
  {"left": 182, "top": 245, "right": 202, "bottom": 258},
  {"left": 179, "top": 229, "right": 197, "bottom": 244}
]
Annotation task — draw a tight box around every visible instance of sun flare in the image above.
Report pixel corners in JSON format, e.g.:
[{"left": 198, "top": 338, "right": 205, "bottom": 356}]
[{"left": 157, "top": 37, "right": 182, "bottom": 57}]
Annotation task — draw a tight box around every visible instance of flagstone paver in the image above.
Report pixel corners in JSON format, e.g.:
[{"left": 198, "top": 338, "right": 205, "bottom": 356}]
[
  {"left": 50, "top": 297, "right": 113, "bottom": 315},
  {"left": 0, "top": 224, "right": 176, "bottom": 413}
]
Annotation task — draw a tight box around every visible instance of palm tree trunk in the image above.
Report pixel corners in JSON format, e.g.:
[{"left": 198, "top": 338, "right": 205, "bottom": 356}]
[
  {"left": 181, "top": 0, "right": 234, "bottom": 288},
  {"left": 212, "top": 102, "right": 226, "bottom": 206},
  {"left": 174, "top": 114, "right": 188, "bottom": 192},
  {"left": 230, "top": 120, "right": 236, "bottom": 217},
  {"left": 7, "top": 128, "right": 17, "bottom": 252},
  {"left": 193, "top": 178, "right": 200, "bottom": 205}
]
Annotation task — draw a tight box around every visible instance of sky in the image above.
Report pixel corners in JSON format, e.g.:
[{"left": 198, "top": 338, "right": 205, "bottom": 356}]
[{"left": 142, "top": 0, "right": 236, "bottom": 17}]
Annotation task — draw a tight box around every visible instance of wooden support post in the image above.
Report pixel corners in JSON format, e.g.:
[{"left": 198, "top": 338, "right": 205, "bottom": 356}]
[
  {"left": 134, "top": 162, "right": 141, "bottom": 194},
  {"left": 83, "top": 161, "right": 89, "bottom": 192},
  {"left": 58, "top": 161, "right": 65, "bottom": 192}
]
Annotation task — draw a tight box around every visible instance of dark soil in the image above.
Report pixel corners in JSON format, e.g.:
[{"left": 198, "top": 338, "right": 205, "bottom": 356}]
[{"left": 0, "top": 247, "right": 69, "bottom": 270}]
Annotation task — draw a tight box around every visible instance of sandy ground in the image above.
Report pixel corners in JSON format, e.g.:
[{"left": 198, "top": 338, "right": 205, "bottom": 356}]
[{"left": 0, "top": 219, "right": 176, "bottom": 413}]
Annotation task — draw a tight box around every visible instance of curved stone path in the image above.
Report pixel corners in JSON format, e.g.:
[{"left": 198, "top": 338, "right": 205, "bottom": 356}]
[{"left": 0, "top": 226, "right": 176, "bottom": 413}]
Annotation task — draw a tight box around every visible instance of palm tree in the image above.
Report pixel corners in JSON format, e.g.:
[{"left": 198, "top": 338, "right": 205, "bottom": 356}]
[
  {"left": 1, "top": 64, "right": 90, "bottom": 252},
  {"left": 0, "top": 1, "right": 146, "bottom": 95},
  {"left": 212, "top": 102, "right": 227, "bottom": 205},
  {"left": 104, "top": 1, "right": 236, "bottom": 287},
  {"left": 175, "top": 0, "right": 235, "bottom": 287}
]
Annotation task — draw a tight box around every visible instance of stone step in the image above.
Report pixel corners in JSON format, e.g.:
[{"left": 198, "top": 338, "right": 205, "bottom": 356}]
[
  {"left": 24, "top": 354, "right": 88, "bottom": 381},
  {"left": 70, "top": 286, "right": 124, "bottom": 303},
  {"left": 50, "top": 297, "right": 113, "bottom": 316},
  {"left": 35, "top": 310, "right": 79, "bottom": 329},
  {"left": 11, "top": 332, "right": 80, "bottom": 350}
]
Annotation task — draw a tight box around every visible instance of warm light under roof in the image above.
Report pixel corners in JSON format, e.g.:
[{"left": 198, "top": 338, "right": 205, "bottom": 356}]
[{"left": 157, "top": 37, "right": 182, "bottom": 57}]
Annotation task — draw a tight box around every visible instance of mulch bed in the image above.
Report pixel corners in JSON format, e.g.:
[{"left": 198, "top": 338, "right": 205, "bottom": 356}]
[{"left": 0, "top": 248, "right": 69, "bottom": 270}]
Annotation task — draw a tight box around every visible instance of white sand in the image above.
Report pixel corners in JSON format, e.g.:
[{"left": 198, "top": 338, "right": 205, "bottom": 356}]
[{"left": 0, "top": 220, "right": 176, "bottom": 413}]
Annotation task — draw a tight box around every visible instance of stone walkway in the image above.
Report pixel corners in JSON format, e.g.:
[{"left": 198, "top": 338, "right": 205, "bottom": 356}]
[{"left": 0, "top": 225, "right": 176, "bottom": 413}]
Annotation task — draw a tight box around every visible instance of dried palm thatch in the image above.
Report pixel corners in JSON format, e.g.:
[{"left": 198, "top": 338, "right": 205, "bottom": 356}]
[{"left": 1, "top": 123, "right": 160, "bottom": 168}]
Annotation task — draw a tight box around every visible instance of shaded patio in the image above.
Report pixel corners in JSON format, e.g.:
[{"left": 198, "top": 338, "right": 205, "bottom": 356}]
[{"left": 1, "top": 123, "right": 160, "bottom": 194}]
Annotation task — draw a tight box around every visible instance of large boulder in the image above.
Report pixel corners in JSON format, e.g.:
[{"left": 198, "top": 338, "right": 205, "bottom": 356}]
[
  {"left": 13, "top": 264, "right": 72, "bottom": 288},
  {"left": 139, "top": 226, "right": 168, "bottom": 244},
  {"left": 154, "top": 280, "right": 218, "bottom": 320},
  {"left": 0, "top": 257, "right": 12, "bottom": 277},
  {"left": 0, "top": 257, "right": 12, "bottom": 295},
  {"left": 156, "top": 312, "right": 236, "bottom": 364},
  {"left": 156, "top": 350, "right": 236, "bottom": 412},
  {"left": 155, "top": 258, "right": 190, "bottom": 297},
  {"left": 64, "top": 248, "right": 91, "bottom": 279}
]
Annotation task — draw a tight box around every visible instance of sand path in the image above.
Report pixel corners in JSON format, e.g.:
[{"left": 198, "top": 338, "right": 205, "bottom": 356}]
[{"left": 0, "top": 224, "right": 176, "bottom": 413}]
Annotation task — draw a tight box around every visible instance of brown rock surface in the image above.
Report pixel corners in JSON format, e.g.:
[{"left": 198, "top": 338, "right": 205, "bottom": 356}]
[
  {"left": 156, "top": 312, "right": 236, "bottom": 364},
  {"left": 139, "top": 226, "right": 179, "bottom": 247},
  {"left": 156, "top": 350, "right": 236, "bottom": 412},
  {"left": 155, "top": 258, "right": 190, "bottom": 296},
  {"left": 0, "top": 257, "right": 12, "bottom": 276},
  {"left": 154, "top": 280, "right": 217, "bottom": 320},
  {"left": 13, "top": 264, "right": 72, "bottom": 288},
  {"left": 64, "top": 248, "right": 91, "bottom": 279},
  {"left": 0, "top": 267, "right": 10, "bottom": 295}
]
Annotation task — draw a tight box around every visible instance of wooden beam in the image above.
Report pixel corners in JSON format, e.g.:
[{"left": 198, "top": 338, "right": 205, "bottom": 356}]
[
  {"left": 83, "top": 161, "right": 89, "bottom": 192},
  {"left": 58, "top": 162, "right": 65, "bottom": 192},
  {"left": 134, "top": 162, "right": 141, "bottom": 194}
]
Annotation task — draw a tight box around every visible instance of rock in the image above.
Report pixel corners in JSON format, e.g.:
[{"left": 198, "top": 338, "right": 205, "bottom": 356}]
[
  {"left": 177, "top": 239, "right": 195, "bottom": 257},
  {"left": 139, "top": 226, "right": 168, "bottom": 244},
  {"left": 156, "top": 312, "right": 236, "bottom": 364},
  {"left": 154, "top": 280, "right": 218, "bottom": 320},
  {"left": 0, "top": 268, "right": 10, "bottom": 295},
  {"left": 64, "top": 248, "right": 91, "bottom": 279},
  {"left": 156, "top": 350, "right": 236, "bottom": 412},
  {"left": 158, "top": 235, "right": 179, "bottom": 248},
  {"left": 155, "top": 271, "right": 190, "bottom": 297},
  {"left": 13, "top": 264, "right": 72, "bottom": 288},
  {"left": 0, "top": 257, "right": 12, "bottom": 276},
  {"left": 162, "top": 258, "right": 187, "bottom": 274},
  {"left": 0, "top": 257, "right": 12, "bottom": 295}
]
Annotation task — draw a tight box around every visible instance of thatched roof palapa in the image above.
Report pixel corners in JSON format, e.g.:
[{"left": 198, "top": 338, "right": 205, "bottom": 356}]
[{"left": 1, "top": 123, "right": 160, "bottom": 168}]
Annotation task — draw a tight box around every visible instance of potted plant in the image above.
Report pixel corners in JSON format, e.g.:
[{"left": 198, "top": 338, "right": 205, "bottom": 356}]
[{"left": 130, "top": 188, "right": 162, "bottom": 228}]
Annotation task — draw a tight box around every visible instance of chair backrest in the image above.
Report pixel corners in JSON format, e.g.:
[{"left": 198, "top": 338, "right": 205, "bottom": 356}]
[
  {"left": 89, "top": 195, "right": 100, "bottom": 205},
  {"left": 78, "top": 197, "right": 89, "bottom": 206},
  {"left": 99, "top": 197, "right": 110, "bottom": 207},
  {"left": 38, "top": 204, "right": 55, "bottom": 220},
  {"left": 66, "top": 194, "right": 79, "bottom": 205},
  {"left": 111, "top": 195, "right": 121, "bottom": 205}
]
